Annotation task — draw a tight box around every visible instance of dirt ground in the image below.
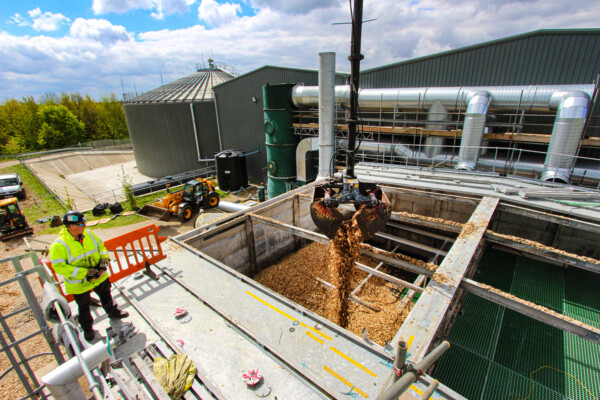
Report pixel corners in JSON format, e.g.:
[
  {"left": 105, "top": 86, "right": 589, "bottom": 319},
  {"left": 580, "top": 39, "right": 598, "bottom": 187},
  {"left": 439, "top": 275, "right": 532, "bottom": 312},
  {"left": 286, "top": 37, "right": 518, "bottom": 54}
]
[{"left": 0, "top": 216, "right": 194, "bottom": 399}]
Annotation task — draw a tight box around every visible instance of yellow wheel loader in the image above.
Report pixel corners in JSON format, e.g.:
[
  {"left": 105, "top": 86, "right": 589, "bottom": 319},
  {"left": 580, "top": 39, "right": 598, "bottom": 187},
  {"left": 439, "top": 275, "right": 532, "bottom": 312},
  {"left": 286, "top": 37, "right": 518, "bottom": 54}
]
[
  {"left": 0, "top": 197, "right": 33, "bottom": 241},
  {"left": 138, "top": 178, "right": 220, "bottom": 222}
]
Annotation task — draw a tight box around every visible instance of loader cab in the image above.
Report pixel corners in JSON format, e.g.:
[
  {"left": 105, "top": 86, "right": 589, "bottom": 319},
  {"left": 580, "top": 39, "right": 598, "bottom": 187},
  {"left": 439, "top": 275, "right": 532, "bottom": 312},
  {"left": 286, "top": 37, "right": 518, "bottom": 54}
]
[
  {"left": 0, "top": 197, "right": 31, "bottom": 238},
  {"left": 182, "top": 180, "right": 209, "bottom": 202}
]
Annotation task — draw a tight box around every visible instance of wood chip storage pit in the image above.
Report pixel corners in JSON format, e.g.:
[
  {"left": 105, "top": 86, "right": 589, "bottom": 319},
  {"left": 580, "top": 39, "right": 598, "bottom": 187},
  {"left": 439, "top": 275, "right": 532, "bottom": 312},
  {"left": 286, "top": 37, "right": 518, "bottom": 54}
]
[{"left": 254, "top": 241, "right": 415, "bottom": 346}]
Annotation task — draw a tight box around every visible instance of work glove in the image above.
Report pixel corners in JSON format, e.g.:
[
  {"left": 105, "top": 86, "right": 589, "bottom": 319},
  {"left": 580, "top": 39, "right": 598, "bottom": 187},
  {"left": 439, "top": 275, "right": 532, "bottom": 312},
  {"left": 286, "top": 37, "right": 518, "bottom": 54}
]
[
  {"left": 86, "top": 268, "right": 99, "bottom": 281},
  {"left": 98, "top": 258, "right": 110, "bottom": 270}
]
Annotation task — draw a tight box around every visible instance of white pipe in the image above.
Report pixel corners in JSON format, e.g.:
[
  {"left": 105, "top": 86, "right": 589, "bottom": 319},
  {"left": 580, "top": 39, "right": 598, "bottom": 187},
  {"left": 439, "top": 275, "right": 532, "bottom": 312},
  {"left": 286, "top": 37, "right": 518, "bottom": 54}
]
[
  {"left": 318, "top": 52, "right": 336, "bottom": 178},
  {"left": 42, "top": 341, "right": 111, "bottom": 400},
  {"left": 218, "top": 200, "right": 251, "bottom": 213}
]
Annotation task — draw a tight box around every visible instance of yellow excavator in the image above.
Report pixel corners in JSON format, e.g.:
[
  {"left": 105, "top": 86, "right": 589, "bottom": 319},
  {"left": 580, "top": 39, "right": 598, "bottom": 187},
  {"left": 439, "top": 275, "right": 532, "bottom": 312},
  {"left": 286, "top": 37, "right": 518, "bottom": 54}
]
[
  {"left": 139, "top": 178, "right": 220, "bottom": 222},
  {"left": 0, "top": 197, "right": 33, "bottom": 241}
]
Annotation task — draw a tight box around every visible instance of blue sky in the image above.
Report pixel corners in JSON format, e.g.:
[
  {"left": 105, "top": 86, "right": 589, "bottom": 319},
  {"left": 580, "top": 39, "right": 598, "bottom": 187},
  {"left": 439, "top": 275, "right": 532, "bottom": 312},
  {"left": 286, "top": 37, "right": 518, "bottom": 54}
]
[{"left": 1, "top": 0, "right": 598, "bottom": 101}]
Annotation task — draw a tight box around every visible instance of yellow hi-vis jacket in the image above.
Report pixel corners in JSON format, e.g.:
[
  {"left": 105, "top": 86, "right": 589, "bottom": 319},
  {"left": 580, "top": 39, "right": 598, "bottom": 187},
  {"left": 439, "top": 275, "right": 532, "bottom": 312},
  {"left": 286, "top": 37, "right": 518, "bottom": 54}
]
[{"left": 49, "top": 227, "right": 110, "bottom": 294}]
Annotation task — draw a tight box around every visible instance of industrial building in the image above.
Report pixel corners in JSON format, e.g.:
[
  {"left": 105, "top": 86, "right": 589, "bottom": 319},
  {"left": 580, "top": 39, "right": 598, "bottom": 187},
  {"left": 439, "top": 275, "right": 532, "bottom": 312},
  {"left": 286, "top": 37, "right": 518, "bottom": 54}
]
[{"left": 3, "top": 28, "right": 600, "bottom": 400}]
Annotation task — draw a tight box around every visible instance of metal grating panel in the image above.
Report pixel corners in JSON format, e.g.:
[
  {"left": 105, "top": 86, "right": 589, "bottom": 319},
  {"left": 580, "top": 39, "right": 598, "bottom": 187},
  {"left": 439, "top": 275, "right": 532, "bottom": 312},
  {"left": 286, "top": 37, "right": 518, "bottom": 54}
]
[
  {"left": 433, "top": 344, "right": 489, "bottom": 400},
  {"left": 432, "top": 247, "right": 600, "bottom": 400}
]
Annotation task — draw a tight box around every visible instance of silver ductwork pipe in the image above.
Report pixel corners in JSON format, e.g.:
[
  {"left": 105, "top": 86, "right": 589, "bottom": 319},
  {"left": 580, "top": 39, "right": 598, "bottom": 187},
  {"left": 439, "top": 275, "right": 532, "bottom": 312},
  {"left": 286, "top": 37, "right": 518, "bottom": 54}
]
[
  {"left": 296, "top": 137, "right": 319, "bottom": 182},
  {"left": 292, "top": 84, "right": 595, "bottom": 112},
  {"left": 541, "top": 92, "right": 591, "bottom": 182},
  {"left": 424, "top": 101, "right": 449, "bottom": 158},
  {"left": 456, "top": 92, "right": 490, "bottom": 171},
  {"left": 318, "top": 52, "right": 336, "bottom": 178}
]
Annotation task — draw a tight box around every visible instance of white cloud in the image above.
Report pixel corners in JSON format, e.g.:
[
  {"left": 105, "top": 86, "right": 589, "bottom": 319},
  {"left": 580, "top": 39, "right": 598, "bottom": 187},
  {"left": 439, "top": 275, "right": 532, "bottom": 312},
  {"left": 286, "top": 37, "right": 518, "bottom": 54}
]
[
  {"left": 69, "top": 18, "right": 131, "bottom": 44},
  {"left": 9, "top": 13, "right": 30, "bottom": 27},
  {"left": 1, "top": 0, "right": 600, "bottom": 101},
  {"left": 92, "top": 0, "right": 196, "bottom": 19},
  {"left": 198, "top": 0, "right": 241, "bottom": 27},
  {"left": 28, "top": 8, "right": 71, "bottom": 31},
  {"left": 249, "top": 0, "right": 341, "bottom": 15}
]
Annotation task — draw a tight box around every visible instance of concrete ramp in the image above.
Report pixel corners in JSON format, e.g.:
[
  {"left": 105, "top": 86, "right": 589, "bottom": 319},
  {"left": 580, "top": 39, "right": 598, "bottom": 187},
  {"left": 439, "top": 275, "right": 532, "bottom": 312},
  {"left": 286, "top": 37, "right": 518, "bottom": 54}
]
[{"left": 25, "top": 151, "right": 152, "bottom": 211}]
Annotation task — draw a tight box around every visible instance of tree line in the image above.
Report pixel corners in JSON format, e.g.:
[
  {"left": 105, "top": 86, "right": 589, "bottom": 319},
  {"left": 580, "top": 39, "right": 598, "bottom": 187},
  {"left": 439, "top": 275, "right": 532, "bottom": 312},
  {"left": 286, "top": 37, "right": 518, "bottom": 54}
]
[{"left": 0, "top": 93, "right": 129, "bottom": 155}]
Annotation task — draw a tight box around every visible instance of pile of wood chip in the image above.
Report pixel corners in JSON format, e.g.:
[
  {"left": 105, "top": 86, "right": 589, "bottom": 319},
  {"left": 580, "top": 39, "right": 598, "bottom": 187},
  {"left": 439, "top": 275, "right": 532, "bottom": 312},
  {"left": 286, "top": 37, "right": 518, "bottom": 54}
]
[{"left": 254, "top": 240, "right": 413, "bottom": 346}]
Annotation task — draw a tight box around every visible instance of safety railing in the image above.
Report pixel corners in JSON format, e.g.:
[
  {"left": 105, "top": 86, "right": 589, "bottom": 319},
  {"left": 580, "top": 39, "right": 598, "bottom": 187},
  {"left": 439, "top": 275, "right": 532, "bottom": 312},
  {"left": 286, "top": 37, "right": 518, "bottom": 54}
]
[
  {"left": 1, "top": 252, "right": 65, "bottom": 400},
  {"left": 41, "top": 224, "right": 167, "bottom": 302}
]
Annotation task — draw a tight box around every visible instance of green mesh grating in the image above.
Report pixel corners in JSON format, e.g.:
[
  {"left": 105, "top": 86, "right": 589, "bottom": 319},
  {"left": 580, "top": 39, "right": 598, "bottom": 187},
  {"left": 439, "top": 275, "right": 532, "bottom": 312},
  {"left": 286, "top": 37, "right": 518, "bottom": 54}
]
[
  {"left": 431, "top": 247, "right": 600, "bottom": 400},
  {"left": 493, "top": 309, "right": 566, "bottom": 394},
  {"left": 483, "top": 362, "right": 565, "bottom": 400},
  {"left": 433, "top": 344, "right": 489, "bottom": 400},
  {"left": 447, "top": 293, "right": 503, "bottom": 359}
]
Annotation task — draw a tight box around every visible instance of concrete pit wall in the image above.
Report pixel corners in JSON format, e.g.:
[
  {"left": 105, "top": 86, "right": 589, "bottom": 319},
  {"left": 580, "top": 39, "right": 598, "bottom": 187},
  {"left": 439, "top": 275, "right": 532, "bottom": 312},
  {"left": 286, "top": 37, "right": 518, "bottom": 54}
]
[
  {"left": 186, "top": 194, "right": 313, "bottom": 276},
  {"left": 491, "top": 207, "right": 600, "bottom": 259}
]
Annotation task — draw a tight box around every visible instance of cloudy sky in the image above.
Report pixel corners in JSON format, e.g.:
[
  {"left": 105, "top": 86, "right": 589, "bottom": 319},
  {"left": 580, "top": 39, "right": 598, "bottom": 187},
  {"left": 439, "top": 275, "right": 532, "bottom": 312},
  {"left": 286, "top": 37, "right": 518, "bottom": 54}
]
[{"left": 1, "top": 0, "right": 598, "bottom": 101}]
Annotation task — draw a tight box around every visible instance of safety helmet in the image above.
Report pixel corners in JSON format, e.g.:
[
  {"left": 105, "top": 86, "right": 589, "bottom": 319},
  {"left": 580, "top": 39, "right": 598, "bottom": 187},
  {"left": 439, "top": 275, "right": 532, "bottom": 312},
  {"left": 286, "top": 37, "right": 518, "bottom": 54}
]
[{"left": 62, "top": 210, "right": 87, "bottom": 225}]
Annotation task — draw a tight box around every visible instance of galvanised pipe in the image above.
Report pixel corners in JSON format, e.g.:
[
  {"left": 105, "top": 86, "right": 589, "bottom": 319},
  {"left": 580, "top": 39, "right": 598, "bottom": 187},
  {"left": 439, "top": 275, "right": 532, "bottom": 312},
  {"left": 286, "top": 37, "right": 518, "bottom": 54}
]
[
  {"left": 292, "top": 84, "right": 595, "bottom": 112},
  {"left": 379, "top": 341, "right": 450, "bottom": 400},
  {"left": 542, "top": 92, "right": 591, "bottom": 182},
  {"left": 318, "top": 52, "right": 336, "bottom": 178},
  {"left": 456, "top": 92, "right": 490, "bottom": 171}
]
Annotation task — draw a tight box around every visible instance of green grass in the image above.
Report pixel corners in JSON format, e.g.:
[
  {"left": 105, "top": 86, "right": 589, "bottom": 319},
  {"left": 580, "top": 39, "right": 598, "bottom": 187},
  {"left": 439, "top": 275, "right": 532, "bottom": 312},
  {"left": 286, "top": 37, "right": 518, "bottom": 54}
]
[
  {"left": 0, "top": 163, "right": 155, "bottom": 234},
  {"left": 1, "top": 163, "right": 66, "bottom": 221},
  {"left": 0, "top": 165, "right": 229, "bottom": 235}
]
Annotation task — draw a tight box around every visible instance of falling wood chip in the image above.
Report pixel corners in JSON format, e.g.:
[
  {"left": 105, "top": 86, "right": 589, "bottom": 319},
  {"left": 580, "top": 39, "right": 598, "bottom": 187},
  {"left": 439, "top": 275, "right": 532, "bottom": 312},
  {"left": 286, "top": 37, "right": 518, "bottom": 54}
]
[
  {"left": 86, "top": 220, "right": 100, "bottom": 227},
  {"left": 98, "top": 218, "right": 112, "bottom": 224},
  {"left": 122, "top": 211, "right": 136, "bottom": 216}
]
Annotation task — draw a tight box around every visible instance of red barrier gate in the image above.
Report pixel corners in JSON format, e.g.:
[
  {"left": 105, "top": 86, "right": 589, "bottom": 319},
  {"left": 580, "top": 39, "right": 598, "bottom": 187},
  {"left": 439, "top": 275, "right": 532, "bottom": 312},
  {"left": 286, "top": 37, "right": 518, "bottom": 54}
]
[{"left": 42, "top": 224, "right": 167, "bottom": 302}]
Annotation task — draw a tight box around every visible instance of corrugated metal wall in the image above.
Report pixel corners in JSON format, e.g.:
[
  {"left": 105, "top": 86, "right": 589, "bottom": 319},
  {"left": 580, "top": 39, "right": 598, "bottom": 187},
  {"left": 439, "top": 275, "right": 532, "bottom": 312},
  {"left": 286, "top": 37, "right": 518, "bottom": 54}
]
[
  {"left": 213, "top": 66, "right": 348, "bottom": 183},
  {"left": 361, "top": 30, "right": 600, "bottom": 87},
  {"left": 124, "top": 102, "right": 219, "bottom": 177},
  {"left": 361, "top": 30, "right": 600, "bottom": 137}
]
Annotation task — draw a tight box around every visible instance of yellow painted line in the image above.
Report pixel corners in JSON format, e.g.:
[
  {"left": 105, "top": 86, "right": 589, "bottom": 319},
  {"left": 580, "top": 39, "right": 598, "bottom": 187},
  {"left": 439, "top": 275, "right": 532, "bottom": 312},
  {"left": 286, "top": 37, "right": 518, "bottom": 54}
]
[
  {"left": 245, "top": 291, "right": 306, "bottom": 327},
  {"left": 308, "top": 326, "right": 332, "bottom": 340},
  {"left": 406, "top": 335, "right": 415, "bottom": 350},
  {"left": 411, "top": 384, "right": 423, "bottom": 395},
  {"left": 306, "top": 331, "right": 324, "bottom": 344},
  {"left": 323, "top": 366, "right": 369, "bottom": 398},
  {"left": 329, "top": 347, "right": 377, "bottom": 377}
]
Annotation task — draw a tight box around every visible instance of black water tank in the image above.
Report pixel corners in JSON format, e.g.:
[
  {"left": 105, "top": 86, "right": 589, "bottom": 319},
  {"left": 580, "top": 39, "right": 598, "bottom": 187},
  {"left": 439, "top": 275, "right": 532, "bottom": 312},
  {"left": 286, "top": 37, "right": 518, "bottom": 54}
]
[{"left": 215, "top": 150, "right": 248, "bottom": 191}]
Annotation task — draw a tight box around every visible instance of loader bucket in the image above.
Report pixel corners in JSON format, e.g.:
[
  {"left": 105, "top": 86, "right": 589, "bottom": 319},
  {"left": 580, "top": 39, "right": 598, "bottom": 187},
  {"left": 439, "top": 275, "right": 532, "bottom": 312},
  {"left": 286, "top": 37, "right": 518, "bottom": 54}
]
[
  {"left": 310, "top": 200, "right": 345, "bottom": 239},
  {"left": 138, "top": 204, "right": 171, "bottom": 221}
]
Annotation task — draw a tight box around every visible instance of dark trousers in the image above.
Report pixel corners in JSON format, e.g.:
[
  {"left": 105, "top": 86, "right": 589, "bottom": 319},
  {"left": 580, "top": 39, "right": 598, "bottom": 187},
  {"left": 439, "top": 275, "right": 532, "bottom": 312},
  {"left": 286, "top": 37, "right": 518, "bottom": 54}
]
[{"left": 72, "top": 278, "right": 118, "bottom": 332}]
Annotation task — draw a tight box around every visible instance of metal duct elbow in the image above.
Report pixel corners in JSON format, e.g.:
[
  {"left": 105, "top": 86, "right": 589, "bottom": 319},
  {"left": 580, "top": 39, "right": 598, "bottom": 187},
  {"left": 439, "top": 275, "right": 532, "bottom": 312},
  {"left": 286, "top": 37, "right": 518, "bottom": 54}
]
[
  {"left": 541, "top": 92, "right": 590, "bottom": 183},
  {"left": 296, "top": 137, "right": 319, "bottom": 182},
  {"left": 456, "top": 92, "right": 490, "bottom": 171}
]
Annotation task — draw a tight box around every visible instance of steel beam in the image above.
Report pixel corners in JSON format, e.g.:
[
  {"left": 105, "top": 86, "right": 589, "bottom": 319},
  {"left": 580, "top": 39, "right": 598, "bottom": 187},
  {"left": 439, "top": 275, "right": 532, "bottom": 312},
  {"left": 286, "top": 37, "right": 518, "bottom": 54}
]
[
  {"left": 390, "top": 211, "right": 463, "bottom": 233},
  {"left": 394, "top": 196, "right": 499, "bottom": 361},
  {"left": 387, "top": 222, "right": 456, "bottom": 243},
  {"left": 461, "top": 278, "right": 600, "bottom": 344},
  {"left": 485, "top": 231, "right": 600, "bottom": 274},
  {"left": 375, "top": 231, "right": 448, "bottom": 256},
  {"left": 354, "top": 262, "right": 424, "bottom": 293}
]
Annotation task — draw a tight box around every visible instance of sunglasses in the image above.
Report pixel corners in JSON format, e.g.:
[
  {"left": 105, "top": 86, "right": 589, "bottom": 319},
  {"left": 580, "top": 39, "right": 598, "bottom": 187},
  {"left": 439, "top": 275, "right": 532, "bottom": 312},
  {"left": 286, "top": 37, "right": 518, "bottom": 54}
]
[{"left": 75, "top": 222, "right": 86, "bottom": 226}]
